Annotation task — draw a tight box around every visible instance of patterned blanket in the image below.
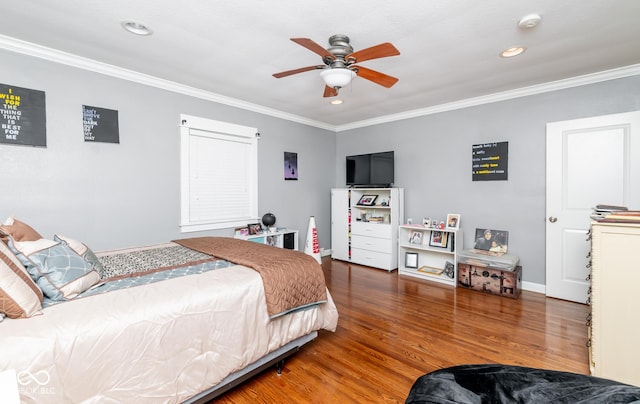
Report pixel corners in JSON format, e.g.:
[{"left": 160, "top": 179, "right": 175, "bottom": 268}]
[
  {"left": 173, "top": 237, "right": 328, "bottom": 318},
  {"left": 42, "top": 245, "right": 233, "bottom": 307}
]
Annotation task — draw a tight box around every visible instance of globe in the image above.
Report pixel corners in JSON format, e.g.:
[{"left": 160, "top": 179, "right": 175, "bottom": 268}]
[{"left": 262, "top": 212, "right": 276, "bottom": 227}]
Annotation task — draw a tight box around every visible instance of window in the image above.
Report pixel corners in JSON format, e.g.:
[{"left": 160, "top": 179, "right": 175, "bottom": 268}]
[{"left": 179, "top": 114, "right": 258, "bottom": 232}]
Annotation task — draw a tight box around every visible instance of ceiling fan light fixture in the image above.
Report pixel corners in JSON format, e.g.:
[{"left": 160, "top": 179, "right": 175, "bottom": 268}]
[
  {"left": 321, "top": 68, "right": 355, "bottom": 88},
  {"left": 331, "top": 99, "right": 343, "bottom": 105}
]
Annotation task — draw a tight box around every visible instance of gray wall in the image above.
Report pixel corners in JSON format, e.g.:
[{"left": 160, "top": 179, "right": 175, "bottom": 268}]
[
  {"left": 0, "top": 49, "right": 335, "bottom": 251},
  {"left": 3, "top": 46, "right": 639, "bottom": 287},
  {"left": 335, "top": 75, "right": 640, "bottom": 285}
]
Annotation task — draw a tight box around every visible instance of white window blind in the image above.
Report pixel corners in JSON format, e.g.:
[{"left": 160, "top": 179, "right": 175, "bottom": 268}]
[{"left": 180, "top": 114, "right": 258, "bottom": 232}]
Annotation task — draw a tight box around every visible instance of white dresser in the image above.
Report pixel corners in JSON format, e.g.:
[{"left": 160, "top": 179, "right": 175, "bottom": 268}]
[
  {"left": 589, "top": 221, "right": 640, "bottom": 386},
  {"left": 331, "top": 188, "right": 404, "bottom": 271}
]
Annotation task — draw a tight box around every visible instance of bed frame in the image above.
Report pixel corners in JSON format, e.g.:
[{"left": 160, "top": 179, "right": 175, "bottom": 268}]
[{"left": 184, "top": 331, "right": 318, "bottom": 403}]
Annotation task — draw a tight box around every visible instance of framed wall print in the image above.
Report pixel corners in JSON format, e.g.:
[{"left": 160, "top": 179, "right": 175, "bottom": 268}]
[
  {"left": 284, "top": 151, "right": 298, "bottom": 180},
  {"left": 446, "top": 214, "right": 460, "bottom": 230},
  {"left": 405, "top": 252, "right": 419, "bottom": 268}
]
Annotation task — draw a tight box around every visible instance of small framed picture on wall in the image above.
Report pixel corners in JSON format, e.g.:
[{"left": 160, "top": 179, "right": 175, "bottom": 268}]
[{"left": 284, "top": 151, "right": 298, "bottom": 180}]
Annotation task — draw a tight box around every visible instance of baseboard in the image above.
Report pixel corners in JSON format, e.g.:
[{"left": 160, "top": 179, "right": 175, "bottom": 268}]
[
  {"left": 522, "top": 281, "right": 545, "bottom": 295},
  {"left": 325, "top": 247, "right": 547, "bottom": 294}
]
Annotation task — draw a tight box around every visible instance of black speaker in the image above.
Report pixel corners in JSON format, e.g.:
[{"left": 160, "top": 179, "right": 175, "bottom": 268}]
[{"left": 283, "top": 232, "right": 295, "bottom": 249}]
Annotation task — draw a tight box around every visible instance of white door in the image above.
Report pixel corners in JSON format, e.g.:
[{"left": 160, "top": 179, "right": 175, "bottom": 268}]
[{"left": 546, "top": 111, "right": 640, "bottom": 302}]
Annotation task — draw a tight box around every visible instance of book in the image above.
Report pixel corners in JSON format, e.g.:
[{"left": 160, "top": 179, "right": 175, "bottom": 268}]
[{"left": 594, "top": 204, "right": 628, "bottom": 212}]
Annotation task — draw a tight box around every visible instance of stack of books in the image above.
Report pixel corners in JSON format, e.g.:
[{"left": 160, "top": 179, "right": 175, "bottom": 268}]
[{"left": 591, "top": 204, "right": 640, "bottom": 223}]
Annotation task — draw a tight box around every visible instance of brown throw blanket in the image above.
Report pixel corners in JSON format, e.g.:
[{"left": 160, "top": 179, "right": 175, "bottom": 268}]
[{"left": 173, "top": 237, "right": 328, "bottom": 318}]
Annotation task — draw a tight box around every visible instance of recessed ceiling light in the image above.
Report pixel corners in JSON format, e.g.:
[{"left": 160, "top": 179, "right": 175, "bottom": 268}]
[
  {"left": 500, "top": 46, "right": 526, "bottom": 58},
  {"left": 121, "top": 21, "right": 153, "bottom": 36},
  {"left": 331, "top": 99, "right": 343, "bottom": 105}
]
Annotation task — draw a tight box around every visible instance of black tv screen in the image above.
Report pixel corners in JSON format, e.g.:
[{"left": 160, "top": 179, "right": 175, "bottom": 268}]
[{"left": 346, "top": 151, "right": 394, "bottom": 187}]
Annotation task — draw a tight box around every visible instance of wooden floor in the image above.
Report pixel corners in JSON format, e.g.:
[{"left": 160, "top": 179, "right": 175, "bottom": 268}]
[{"left": 215, "top": 257, "right": 590, "bottom": 403}]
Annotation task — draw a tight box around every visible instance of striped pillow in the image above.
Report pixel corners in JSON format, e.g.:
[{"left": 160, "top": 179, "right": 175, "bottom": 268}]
[{"left": 0, "top": 240, "right": 43, "bottom": 318}]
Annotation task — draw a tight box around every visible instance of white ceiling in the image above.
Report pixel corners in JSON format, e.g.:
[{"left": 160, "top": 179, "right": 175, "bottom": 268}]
[{"left": 1, "top": 0, "right": 640, "bottom": 130}]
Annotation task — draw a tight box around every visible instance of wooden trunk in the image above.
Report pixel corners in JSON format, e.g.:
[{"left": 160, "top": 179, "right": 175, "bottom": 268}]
[{"left": 458, "top": 264, "right": 522, "bottom": 299}]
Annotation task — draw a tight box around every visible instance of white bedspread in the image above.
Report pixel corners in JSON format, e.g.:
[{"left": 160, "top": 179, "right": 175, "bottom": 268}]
[{"left": 0, "top": 263, "right": 339, "bottom": 403}]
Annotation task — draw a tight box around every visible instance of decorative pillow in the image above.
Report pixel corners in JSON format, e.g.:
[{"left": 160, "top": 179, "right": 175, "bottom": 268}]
[
  {"left": 54, "top": 235, "right": 105, "bottom": 278},
  {"left": 0, "top": 217, "right": 43, "bottom": 242},
  {"left": 0, "top": 240, "right": 43, "bottom": 318},
  {"left": 8, "top": 238, "right": 101, "bottom": 301}
]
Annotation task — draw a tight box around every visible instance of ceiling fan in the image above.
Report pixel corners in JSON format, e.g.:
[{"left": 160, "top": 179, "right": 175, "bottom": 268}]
[{"left": 272, "top": 34, "right": 400, "bottom": 97}]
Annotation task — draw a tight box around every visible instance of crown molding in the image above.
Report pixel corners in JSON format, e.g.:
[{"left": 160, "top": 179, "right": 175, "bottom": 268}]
[
  {"left": 0, "top": 34, "right": 336, "bottom": 132},
  {"left": 336, "top": 64, "right": 640, "bottom": 132},
  {"left": 2, "top": 34, "right": 638, "bottom": 134}
]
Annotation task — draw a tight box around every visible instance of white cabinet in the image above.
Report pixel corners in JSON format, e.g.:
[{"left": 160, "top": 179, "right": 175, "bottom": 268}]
[
  {"left": 330, "top": 189, "right": 350, "bottom": 261},
  {"left": 330, "top": 188, "right": 404, "bottom": 271},
  {"left": 398, "top": 225, "right": 462, "bottom": 287},
  {"left": 235, "top": 229, "right": 299, "bottom": 250},
  {"left": 589, "top": 221, "right": 640, "bottom": 386}
]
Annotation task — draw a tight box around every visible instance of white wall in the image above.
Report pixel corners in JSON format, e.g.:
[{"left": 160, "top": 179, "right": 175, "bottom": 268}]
[
  {"left": 336, "top": 75, "right": 640, "bottom": 285},
  {"left": 0, "top": 49, "right": 336, "bottom": 251}
]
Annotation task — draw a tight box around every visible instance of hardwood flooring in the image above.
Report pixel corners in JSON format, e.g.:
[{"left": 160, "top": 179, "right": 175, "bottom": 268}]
[{"left": 214, "top": 258, "right": 590, "bottom": 403}]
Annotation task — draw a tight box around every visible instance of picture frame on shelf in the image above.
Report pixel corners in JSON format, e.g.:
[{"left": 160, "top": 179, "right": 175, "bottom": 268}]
[
  {"left": 409, "top": 231, "right": 423, "bottom": 244},
  {"left": 266, "top": 235, "right": 278, "bottom": 246},
  {"left": 446, "top": 214, "right": 460, "bottom": 230},
  {"left": 422, "top": 217, "right": 431, "bottom": 227},
  {"left": 235, "top": 226, "right": 249, "bottom": 236},
  {"left": 405, "top": 252, "right": 419, "bottom": 268},
  {"left": 356, "top": 194, "right": 378, "bottom": 206},
  {"left": 248, "top": 223, "right": 263, "bottom": 235},
  {"left": 474, "top": 228, "right": 509, "bottom": 254},
  {"left": 429, "top": 230, "right": 449, "bottom": 248},
  {"left": 430, "top": 219, "right": 437, "bottom": 228},
  {"left": 444, "top": 261, "right": 455, "bottom": 278}
]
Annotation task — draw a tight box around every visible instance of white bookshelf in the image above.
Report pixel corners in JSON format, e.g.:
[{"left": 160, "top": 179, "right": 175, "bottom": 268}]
[{"left": 398, "top": 225, "right": 462, "bottom": 286}]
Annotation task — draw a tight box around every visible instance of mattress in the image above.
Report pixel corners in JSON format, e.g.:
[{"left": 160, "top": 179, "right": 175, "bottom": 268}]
[{"left": 0, "top": 253, "right": 338, "bottom": 403}]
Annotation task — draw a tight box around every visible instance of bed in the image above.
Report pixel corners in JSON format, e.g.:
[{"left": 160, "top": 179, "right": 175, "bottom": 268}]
[
  {"left": 405, "top": 364, "right": 640, "bottom": 404},
  {"left": 0, "top": 218, "right": 339, "bottom": 403}
]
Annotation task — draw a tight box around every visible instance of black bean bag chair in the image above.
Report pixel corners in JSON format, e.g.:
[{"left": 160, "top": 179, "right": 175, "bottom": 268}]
[{"left": 406, "top": 364, "right": 640, "bottom": 404}]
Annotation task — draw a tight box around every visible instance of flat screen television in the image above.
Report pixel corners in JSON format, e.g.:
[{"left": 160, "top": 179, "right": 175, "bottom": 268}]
[{"left": 346, "top": 151, "right": 394, "bottom": 187}]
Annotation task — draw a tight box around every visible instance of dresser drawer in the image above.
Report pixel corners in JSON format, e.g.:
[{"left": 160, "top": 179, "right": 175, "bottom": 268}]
[
  {"left": 351, "top": 222, "right": 392, "bottom": 239},
  {"left": 351, "top": 248, "right": 394, "bottom": 270},
  {"left": 351, "top": 235, "right": 392, "bottom": 254}
]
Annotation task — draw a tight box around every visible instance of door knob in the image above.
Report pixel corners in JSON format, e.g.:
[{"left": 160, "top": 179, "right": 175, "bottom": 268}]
[{"left": 549, "top": 216, "right": 558, "bottom": 223}]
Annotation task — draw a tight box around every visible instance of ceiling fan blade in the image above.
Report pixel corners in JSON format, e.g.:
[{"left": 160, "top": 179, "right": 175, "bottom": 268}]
[
  {"left": 346, "top": 42, "right": 400, "bottom": 63},
  {"left": 273, "top": 65, "right": 324, "bottom": 78},
  {"left": 291, "top": 38, "right": 335, "bottom": 60},
  {"left": 323, "top": 85, "right": 338, "bottom": 98},
  {"left": 354, "top": 66, "right": 399, "bottom": 88}
]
